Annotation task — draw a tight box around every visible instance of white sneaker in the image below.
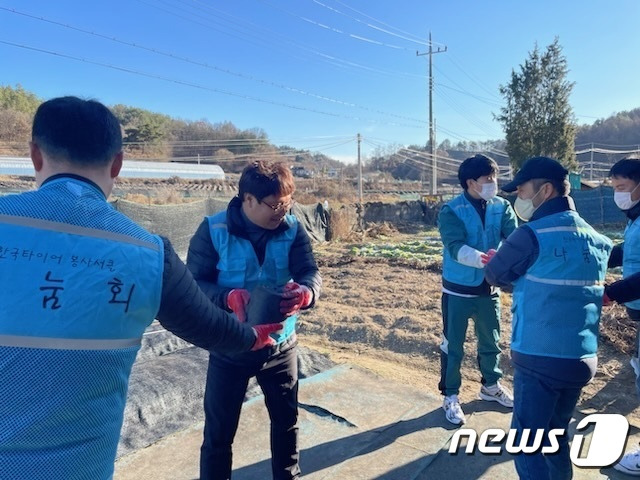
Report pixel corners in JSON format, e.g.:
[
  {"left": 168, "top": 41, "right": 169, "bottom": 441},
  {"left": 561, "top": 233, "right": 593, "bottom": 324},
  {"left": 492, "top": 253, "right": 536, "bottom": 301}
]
[
  {"left": 614, "top": 447, "right": 640, "bottom": 476},
  {"left": 443, "top": 395, "right": 466, "bottom": 425},
  {"left": 631, "top": 356, "right": 640, "bottom": 377},
  {"left": 479, "top": 382, "right": 514, "bottom": 408}
]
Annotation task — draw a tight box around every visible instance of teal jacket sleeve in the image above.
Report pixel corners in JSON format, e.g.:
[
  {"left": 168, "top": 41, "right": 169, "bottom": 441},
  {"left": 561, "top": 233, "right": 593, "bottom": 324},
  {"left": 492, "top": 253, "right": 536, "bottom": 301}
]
[{"left": 438, "top": 204, "right": 468, "bottom": 259}]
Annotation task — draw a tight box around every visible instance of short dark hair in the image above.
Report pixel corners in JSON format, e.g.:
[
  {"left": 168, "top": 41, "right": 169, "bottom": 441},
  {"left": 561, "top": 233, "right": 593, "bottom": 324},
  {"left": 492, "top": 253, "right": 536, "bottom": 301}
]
[
  {"left": 238, "top": 160, "right": 295, "bottom": 201},
  {"left": 458, "top": 154, "right": 498, "bottom": 190},
  {"left": 32, "top": 96, "right": 122, "bottom": 166},
  {"left": 531, "top": 177, "right": 570, "bottom": 196},
  {"left": 609, "top": 157, "right": 640, "bottom": 182}
]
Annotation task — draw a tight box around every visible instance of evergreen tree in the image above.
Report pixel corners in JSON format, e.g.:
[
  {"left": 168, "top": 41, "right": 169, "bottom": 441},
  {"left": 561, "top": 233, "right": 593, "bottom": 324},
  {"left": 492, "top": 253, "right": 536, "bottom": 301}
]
[{"left": 496, "top": 38, "right": 577, "bottom": 171}]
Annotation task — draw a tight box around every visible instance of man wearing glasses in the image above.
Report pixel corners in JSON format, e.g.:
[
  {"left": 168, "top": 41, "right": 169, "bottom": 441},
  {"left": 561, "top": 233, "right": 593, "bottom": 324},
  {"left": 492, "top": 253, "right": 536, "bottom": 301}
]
[{"left": 187, "top": 160, "right": 322, "bottom": 480}]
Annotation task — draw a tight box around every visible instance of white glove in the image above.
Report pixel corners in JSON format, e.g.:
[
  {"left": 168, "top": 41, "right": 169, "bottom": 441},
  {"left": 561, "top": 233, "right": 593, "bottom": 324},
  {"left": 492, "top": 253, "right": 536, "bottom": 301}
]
[{"left": 457, "top": 245, "right": 485, "bottom": 269}]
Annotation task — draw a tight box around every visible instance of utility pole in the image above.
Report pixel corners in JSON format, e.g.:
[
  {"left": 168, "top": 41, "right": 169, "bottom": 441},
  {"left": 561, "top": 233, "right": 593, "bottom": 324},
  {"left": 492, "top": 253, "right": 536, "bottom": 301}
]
[
  {"left": 357, "top": 133, "right": 363, "bottom": 230},
  {"left": 417, "top": 32, "right": 446, "bottom": 195},
  {"left": 589, "top": 143, "right": 594, "bottom": 182}
]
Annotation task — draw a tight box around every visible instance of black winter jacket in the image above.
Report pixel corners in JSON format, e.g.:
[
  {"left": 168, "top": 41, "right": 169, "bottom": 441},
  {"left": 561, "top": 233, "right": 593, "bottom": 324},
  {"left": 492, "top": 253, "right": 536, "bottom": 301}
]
[
  {"left": 186, "top": 197, "right": 322, "bottom": 312},
  {"left": 605, "top": 202, "right": 640, "bottom": 306}
]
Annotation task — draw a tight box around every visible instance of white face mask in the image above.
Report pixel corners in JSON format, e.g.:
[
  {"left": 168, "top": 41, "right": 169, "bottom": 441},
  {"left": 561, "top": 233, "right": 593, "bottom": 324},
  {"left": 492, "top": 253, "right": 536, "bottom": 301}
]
[
  {"left": 514, "top": 187, "right": 544, "bottom": 221},
  {"left": 475, "top": 181, "right": 497, "bottom": 201},
  {"left": 614, "top": 183, "right": 640, "bottom": 210}
]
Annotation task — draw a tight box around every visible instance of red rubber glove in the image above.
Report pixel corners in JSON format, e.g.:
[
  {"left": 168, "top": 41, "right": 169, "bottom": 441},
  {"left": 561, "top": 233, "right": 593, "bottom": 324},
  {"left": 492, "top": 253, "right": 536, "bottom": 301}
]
[
  {"left": 227, "top": 289, "right": 250, "bottom": 323},
  {"left": 481, "top": 248, "right": 497, "bottom": 265},
  {"left": 279, "top": 282, "right": 313, "bottom": 316},
  {"left": 251, "top": 323, "right": 282, "bottom": 350},
  {"left": 602, "top": 291, "right": 612, "bottom": 307}
]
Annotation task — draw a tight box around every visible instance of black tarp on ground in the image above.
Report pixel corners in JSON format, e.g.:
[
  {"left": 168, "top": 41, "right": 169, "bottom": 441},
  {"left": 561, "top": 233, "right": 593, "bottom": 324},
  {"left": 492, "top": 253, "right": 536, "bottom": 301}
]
[{"left": 117, "top": 321, "right": 335, "bottom": 458}]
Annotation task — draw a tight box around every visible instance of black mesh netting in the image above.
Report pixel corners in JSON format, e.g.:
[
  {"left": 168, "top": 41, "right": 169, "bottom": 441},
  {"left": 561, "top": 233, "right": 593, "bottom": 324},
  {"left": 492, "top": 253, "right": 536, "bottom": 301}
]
[{"left": 110, "top": 199, "right": 329, "bottom": 259}]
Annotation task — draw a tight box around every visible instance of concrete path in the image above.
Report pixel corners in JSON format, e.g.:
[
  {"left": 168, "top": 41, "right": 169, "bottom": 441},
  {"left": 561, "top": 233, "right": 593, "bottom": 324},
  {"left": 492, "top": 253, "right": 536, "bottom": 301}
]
[{"left": 115, "top": 364, "right": 635, "bottom": 479}]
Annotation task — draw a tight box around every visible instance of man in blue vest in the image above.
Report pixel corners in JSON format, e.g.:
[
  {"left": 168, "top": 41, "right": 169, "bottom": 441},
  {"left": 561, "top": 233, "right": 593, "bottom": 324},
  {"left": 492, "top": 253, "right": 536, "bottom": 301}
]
[
  {"left": 601, "top": 157, "right": 640, "bottom": 476},
  {"left": 438, "top": 154, "right": 518, "bottom": 425},
  {"left": 0, "top": 96, "right": 280, "bottom": 480},
  {"left": 187, "top": 160, "right": 322, "bottom": 480},
  {"left": 485, "top": 156, "right": 612, "bottom": 480}
]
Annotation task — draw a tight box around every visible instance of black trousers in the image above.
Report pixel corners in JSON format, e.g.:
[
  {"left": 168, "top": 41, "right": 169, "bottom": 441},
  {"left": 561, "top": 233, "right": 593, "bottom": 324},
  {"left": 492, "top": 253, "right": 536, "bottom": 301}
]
[{"left": 199, "top": 338, "right": 300, "bottom": 480}]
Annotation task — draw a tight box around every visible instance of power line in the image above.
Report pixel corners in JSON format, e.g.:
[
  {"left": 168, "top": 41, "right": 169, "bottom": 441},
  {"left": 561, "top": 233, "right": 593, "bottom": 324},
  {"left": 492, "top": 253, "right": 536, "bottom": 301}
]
[
  {"left": 444, "top": 54, "right": 502, "bottom": 102},
  {"left": 134, "top": 0, "right": 425, "bottom": 81},
  {"left": 486, "top": 147, "right": 509, "bottom": 157},
  {"left": 576, "top": 147, "right": 640, "bottom": 155},
  {"left": 134, "top": 138, "right": 355, "bottom": 151},
  {"left": 0, "top": 6, "right": 427, "bottom": 126},
  {"left": 136, "top": 0, "right": 291, "bottom": 62},
  {"left": 576, "top": 142, "right": 640, "bottom": 149},
  {"left": 258, "top": 0, "right": 413, "bottom": 51},
  {"left": 331, "top": 0, "right": 444, "bottom": 47},
  {"left": 434, "top": 87, "right": 502, "bottom": 138},
  {"left": 309, "top": 0, "right": 428, "bottom": 47},
  {"left": 393, "top": 152, "right": 459, "bottom": 177},
  {"left": 150, "top": 0, "right": 422, "bottom": 81},
  {"left": 0, "top": 39, "right": 426, "bottom": 129},
  {"left": 434, "top": 82, "right": 502, "bottom": 108},
  {"left": 167, "top": 0, "right": 416, "bottom": 76}
]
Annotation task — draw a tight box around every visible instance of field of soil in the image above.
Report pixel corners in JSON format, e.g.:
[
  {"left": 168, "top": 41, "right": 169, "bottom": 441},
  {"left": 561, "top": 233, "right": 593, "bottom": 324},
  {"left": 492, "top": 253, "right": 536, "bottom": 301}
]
[{"left": 298, "top": 230, "right": 640, "bottom": 429}]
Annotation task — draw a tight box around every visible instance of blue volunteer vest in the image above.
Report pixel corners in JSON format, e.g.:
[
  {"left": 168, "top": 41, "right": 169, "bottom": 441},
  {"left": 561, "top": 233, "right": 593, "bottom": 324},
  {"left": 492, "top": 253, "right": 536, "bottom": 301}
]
[
  {"left": 511, "top": 210, "right": 612, "bottom": 359},
  {"left": 208, "top": 210, "right": 298, "bottom": 344},
  {"left": 0, "top": 176, "right": 163, "bottom": 480},
  {"left": 623, "top": 217, "right": 640, "bottom": 310},
  {"left": 442, "top": 194, "right": 509, "bottom": 287}
]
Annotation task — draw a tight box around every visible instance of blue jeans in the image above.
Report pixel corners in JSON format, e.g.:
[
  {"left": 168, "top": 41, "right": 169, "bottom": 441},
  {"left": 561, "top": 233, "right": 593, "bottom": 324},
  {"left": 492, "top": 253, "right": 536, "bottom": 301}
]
[{"left": 511, "top": 366, "right": 584, "bottom": 480}]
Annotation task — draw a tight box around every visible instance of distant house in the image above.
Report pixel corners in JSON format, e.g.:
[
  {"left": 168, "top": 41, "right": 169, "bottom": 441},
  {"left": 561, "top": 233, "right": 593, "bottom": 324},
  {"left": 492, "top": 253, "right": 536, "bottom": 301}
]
[
  {"left": 327, "top": 168, "right": 340, "bottom": 178},
  {"left": 291, "top": 165, "right": 313, "bottom": 178}
]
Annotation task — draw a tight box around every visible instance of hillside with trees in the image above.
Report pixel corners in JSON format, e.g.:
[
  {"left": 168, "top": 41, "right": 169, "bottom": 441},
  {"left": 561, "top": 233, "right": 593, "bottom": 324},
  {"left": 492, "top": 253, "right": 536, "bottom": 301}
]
[
  {"left": 1, "top": 84, "right": 639, "bottom": 180},
  {"left": 0, "top": 84, "right": 339, "bottom": 173},
  {"left": 576, "top": 108, "right": 640, "bottom": 147}
]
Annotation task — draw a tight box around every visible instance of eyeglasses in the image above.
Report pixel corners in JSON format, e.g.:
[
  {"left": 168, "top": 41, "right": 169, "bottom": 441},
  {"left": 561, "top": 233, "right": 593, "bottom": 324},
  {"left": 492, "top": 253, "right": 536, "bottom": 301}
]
[{"left": 261, "top": 198, "right": 295, "bottom": 213}]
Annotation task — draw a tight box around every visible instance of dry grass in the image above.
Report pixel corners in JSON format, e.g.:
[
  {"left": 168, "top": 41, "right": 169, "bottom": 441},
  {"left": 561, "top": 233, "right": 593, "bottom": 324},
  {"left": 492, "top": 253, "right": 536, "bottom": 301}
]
[
  {"left": 295, "top": 178, "right": 358, "bottom": 204},
  {"left": 328, "top": 206, "right": 358, "bottom": 241},
  {"left": 121, "top": 189, "right": 201, "bottom": 205},
  {"left": 600, "top": 305, "right": 637, "bottom": 355},
  {"left": 363, "top": 221, "right": 398, "bottom": 238}
]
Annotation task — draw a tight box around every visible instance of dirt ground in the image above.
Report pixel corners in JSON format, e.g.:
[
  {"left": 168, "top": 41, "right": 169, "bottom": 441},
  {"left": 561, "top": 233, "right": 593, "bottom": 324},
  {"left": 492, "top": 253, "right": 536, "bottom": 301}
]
[{"left": 297, "top": 230, "right": 640, "bottom": 429}]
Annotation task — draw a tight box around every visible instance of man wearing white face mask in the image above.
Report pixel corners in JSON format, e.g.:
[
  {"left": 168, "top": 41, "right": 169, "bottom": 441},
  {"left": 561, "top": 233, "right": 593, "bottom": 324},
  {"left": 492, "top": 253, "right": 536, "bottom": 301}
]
[
  {"left": 437, "top": 154, "right": 517, "bottom": 425},
  {"left": 485, "top": 156, "right": 612, "bottom": 480},
  {"left": 601, "top": 157, "right": 640, "bottom": 476},
  {"left": 604, "top": 158, "right": 640, "bottom": 334}
]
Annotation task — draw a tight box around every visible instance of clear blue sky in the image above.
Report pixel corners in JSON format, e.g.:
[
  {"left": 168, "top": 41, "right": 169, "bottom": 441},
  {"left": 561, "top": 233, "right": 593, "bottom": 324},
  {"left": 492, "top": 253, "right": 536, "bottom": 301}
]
[{"left": 1, "top": 0, "right": 639, "bottom": 163}]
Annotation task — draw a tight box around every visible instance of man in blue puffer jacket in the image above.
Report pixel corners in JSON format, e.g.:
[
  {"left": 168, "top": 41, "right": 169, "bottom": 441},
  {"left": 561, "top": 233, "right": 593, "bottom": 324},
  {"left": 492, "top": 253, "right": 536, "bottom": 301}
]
[
  {"left": 485, "top": 156, "right": 612, "bottom": 480},
  {"left": 187, "top": 160, "right": 322, "bottom": 480},
  {"left": 0, "top": 96, "right": 279, "bottom": 480}
]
